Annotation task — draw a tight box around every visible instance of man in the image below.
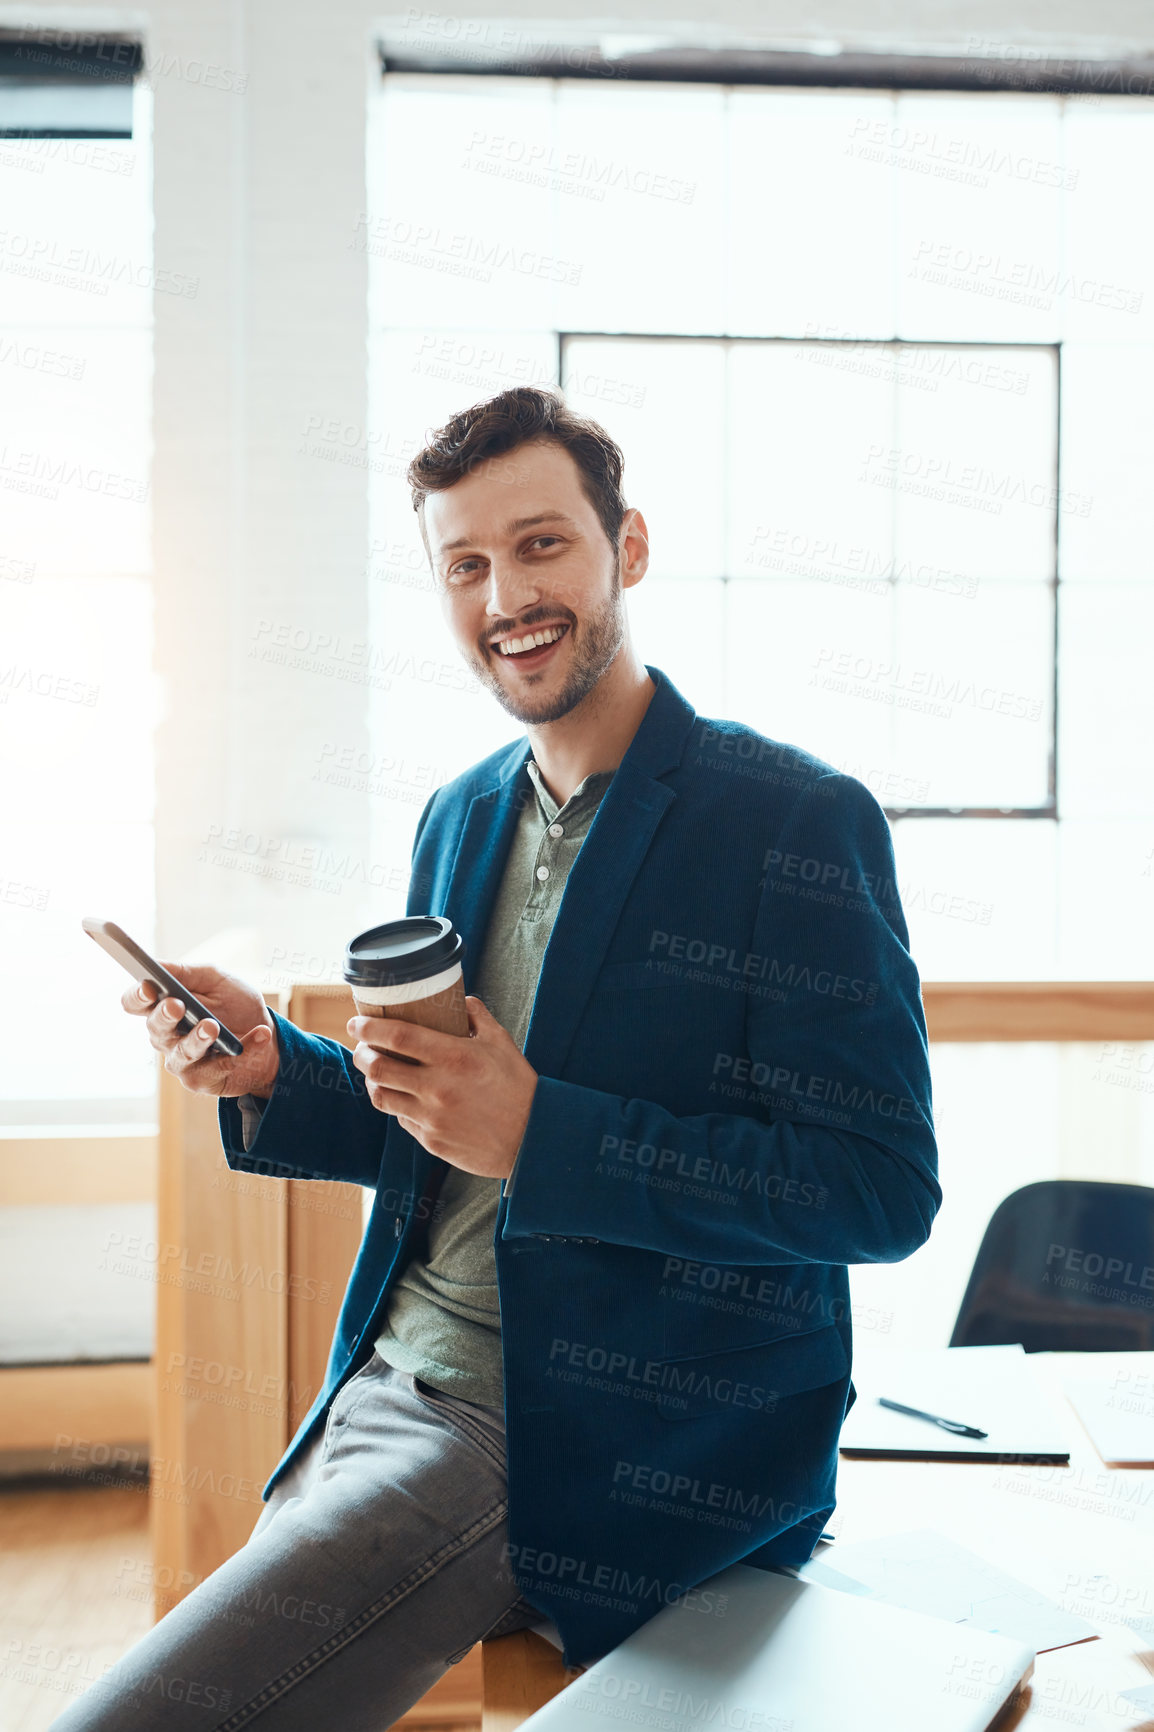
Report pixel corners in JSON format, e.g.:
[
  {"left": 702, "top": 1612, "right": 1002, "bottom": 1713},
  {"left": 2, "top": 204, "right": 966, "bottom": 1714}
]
[{"left": 62, "top": 386, "right": 940, "bottom": 1730}]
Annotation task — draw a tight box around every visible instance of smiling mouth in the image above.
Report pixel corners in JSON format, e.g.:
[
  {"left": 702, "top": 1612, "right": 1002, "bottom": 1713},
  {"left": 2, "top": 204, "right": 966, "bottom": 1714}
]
[{"left": 491, "top": 622, "right": 571, "bottom": 663}]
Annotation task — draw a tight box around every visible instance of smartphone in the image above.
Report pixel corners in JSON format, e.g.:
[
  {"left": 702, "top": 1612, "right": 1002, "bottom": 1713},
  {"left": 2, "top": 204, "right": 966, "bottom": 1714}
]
[{"left": 81, "top": 917, "right": 245, "bottom": 1059}]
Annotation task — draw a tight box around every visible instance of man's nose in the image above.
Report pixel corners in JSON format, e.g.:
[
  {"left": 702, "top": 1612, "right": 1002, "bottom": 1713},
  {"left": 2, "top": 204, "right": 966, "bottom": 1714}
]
[{"left": 484, "top": 561, "right": 544, "bottom": 623}]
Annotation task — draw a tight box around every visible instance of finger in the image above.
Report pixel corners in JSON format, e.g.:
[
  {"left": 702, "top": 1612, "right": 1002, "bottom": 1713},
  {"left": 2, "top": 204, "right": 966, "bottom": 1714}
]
[
  {"left": 146, "top": 995, "right": 187, "bottom": 1045},
  {"left": 171, "top": 1008, "right": 247, "bottom": 1074},
  {"left": 176, "top": 1016, "right": 220, "bottom": 1065},
  {"left": 122, "top": 979, "right": 158, "bottom": 1016},
  {"left": 348, "top": 1019, "right": 413, "bottom": 1065},
  {"left": 347, "top": 1015, "right": 399, "bottom": 1047},
  {"left": 368, "top": 1083, "right": 420, "bottom": 1119},
  {"left": 354, "top": 1044, "right": 422, "bottom": 1096},
  {"left": 164, "top": 1027, "right": 209, "bottom": 1072},
  {"left": 347, "top": 1015, "right": 434, "bottom": 1063},
  {"left": 162, "top": 962, "right": 225, "bottom": 994}
]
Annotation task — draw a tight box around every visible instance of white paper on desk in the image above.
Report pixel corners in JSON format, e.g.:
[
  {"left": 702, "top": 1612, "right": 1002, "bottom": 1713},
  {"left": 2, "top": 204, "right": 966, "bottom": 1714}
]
[
  {"left": 798, "top": 1528, "right": 1097, "bottom": 1653},
  {"left": 1061, "top": 1352, "right": 1154, "bottom": 1466},
  {"left": 1121, "top": 1684, "right": 1154, "bottom": 1714},
  {"left": 839, "top": 1343, "right": 1072, "bottom": 1460}
]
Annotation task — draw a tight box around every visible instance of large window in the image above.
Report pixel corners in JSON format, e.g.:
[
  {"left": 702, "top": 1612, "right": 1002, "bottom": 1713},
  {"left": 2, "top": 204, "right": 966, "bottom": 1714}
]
[
  {"left": 367, "top": 78, "right": 1154, "bottom": 980},
  {"left": 561, "top": 333, "right": 1057, "bottom": 815},
  {"left": 0, "top": 83, "right": 156, "bottom": 1124}
]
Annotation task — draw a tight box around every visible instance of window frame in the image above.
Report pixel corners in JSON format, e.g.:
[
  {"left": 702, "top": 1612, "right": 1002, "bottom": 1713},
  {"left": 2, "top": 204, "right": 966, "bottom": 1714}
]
[{"left": 559, "top": 328, "right": 1061, "bottom": 824}]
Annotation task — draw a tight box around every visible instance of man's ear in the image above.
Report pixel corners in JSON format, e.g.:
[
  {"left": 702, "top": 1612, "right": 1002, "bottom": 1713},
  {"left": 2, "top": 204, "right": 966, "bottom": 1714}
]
[{"left": 621, "top": 506, "right": 650, "bottom": 589}]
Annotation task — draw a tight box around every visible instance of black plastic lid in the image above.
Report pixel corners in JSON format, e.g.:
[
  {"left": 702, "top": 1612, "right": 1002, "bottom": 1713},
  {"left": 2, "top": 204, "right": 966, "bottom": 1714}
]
[{"left": 343, "top": 915, "right": 464, "bottom": 988}]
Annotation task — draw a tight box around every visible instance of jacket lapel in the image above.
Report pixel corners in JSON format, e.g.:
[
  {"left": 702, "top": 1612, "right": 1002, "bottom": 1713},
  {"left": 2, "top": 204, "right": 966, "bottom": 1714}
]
[
  {"left": 454, "top": 666, "right": 696, "bottom": 1078},
  {"left": 521, "top": 756, "right": 677, "bottom": 1078},
  {"left": 439, "top": 755, "right": 532, "bottom": 995},
  {"left": 404, "top": 665, "right": 697, "bottom": 1197}
]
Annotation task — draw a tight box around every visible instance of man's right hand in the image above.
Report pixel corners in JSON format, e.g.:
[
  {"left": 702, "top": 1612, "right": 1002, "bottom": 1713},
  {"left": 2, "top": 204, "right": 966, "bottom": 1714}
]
[{"left": 122, "top": 963, "right": 280, "bottom": 1100}]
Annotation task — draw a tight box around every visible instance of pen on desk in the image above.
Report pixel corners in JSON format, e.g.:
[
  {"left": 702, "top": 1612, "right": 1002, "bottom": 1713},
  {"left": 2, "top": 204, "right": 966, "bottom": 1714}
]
[{"left": 878, "top": 1397, "right": 988, "bottom": 1439}]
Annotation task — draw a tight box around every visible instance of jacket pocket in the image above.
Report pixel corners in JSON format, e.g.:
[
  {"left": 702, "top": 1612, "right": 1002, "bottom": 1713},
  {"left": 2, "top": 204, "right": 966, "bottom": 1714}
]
[{"left": 653, "top": 1321, "right": 849, "bottom": 1422}]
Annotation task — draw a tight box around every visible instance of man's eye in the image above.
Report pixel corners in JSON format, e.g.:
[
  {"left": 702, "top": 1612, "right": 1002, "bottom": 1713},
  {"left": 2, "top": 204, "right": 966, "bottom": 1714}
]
[
  {"left": 530, "top": 536, "right": 561, "bottom": 550},
  {"left": 448, "top": 559, "right": 483, "bottom": 580}
]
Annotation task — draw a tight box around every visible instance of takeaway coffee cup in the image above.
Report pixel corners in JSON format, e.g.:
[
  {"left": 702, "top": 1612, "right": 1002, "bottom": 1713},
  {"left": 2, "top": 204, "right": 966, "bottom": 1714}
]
[{"left": 343, "top": 916, "right": 469, "bottom": 1050}]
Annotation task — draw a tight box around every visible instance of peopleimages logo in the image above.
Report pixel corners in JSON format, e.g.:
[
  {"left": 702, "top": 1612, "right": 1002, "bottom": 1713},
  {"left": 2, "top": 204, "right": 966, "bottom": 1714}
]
[
  {"left": 711, "top": 1053, "right": 918, "bottom": 1122},
  {"left": 760, "top": 845, "right": 903, "bottom": 903},
  {"left": 547, "top": 1338, "right": 779, "bottom": 1412},
  {"left": 611, "top": 1459, "right": 806, "bottom": 1524},
  {"left": 599, "top": 1136, "right": 829, "bottom": 1210},
  {"left": 648, "top": 929, "right": 878, "bottom": 1003},
  {"left": 501, "top": 1542, "right": 730, "bottom": 1615},
  {"left": 578, "top": 1671, "right": 791, "bottom": 1731},
  {"left": 1045, "top": 1244, "right": 1154, "bottom": 1290}
]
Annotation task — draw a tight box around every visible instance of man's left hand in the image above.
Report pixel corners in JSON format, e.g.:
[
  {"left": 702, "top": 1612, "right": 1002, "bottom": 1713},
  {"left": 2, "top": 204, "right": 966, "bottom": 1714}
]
[{"left": 347, "top": 996, "right": 538, "bottom": 1181}]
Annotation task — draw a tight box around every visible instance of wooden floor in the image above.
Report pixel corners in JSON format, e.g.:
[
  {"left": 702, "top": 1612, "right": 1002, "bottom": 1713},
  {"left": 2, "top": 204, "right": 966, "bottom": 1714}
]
[
  {"left": 0, "top": 1477, "right": 154, "bottom": 1730},
  {"left": 0, "top": 1475, "right": 483, "bottom": 1731}
]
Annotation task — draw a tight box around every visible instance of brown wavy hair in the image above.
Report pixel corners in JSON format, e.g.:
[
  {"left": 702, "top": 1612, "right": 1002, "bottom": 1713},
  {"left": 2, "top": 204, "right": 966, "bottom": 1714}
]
[{"left": 407, "top": 385, "right": 627, "bottom": 551}]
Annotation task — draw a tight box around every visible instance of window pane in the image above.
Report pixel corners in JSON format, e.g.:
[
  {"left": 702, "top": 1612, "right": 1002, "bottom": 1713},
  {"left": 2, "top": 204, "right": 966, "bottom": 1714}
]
[
  {"left": 1, "top": 576, "right": 157, "bottom": 1114},
  {"left": 892, "top": 580, "right": 1052, "bottom": 808},
  {"left": 563, "top": 337, "right": 725, "bottom": 577},
  {"left": 726, "top": 577, "right": 894, "bottom": 772},
  {"left": 370, "top": 327, "right": 558, "bottom": 468},
  {"left": 377, "top": 327, "right": 559, "bottom": 411},
  {"left": 726, "top": 342, "right": 893, "bottom": 578},
  {"left": 0, "top": 576, "right": 154, "bottom": 824},
  {"left": 1059, "top": 820, "right": 1154, "bottom": 977},
  {"left": 727, "top": 90, "right": 896, "bottom": 339},
  {"left": 1061, "top": 104, "right": 1154, "bottom": 344},
  {"left": 894, "top": 94, "right": 1063, "bottom": 342},
  {"left": 626, "top": 579, "right": 726, "bottom": 721},
  {"left": 0, "top": 91, "right": 154, "bottom": 327},
  {"left": 3, "top": 85, "right": 153, "bottom": 1122},
  {"left": 370, "top": 76, "right": 558, "bottom": 330},
  {"left": 1059, "top": 583, "right": 1154, "bottom": 819},
  {"left": 890, "top": 817, "right": 1058, "bottom": 977},
  {"left": 1058, "top": 344, "right": 1154, "bottom": 581},
  {"left": 0, "top": 328, "right": 151, "bottom": 574},
  {"left": 891, "top": 346, "right": 1057, "bottom": 583},
  {"left": 1, "top": 821, "right": 156, "bottom": 1111},
  {"left": 554, "top": 83, "right": 726, "bottom": 334}
]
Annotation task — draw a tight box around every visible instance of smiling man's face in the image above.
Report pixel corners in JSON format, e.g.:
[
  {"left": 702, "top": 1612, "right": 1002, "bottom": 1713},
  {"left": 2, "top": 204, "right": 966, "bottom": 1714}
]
[{"left": 422, "top": 437, "right": 646, "bottom": 726}]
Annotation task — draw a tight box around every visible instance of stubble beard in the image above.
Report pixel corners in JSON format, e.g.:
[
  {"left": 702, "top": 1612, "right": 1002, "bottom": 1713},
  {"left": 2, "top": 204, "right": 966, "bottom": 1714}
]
[{"left": 472, "top": 553, "right": 625, "bottom": 727}]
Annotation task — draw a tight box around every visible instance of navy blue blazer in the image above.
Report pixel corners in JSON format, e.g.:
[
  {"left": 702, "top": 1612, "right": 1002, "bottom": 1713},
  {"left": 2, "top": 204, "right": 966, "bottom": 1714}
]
[{"left": 218, "top": 663, "right": 940, "bottom": 1666}]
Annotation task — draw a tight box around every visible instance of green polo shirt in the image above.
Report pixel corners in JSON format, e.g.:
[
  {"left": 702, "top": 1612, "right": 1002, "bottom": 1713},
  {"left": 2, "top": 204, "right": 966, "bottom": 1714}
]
[{"left": 370, "top": 758, "right": 613, "bottom": 1405}]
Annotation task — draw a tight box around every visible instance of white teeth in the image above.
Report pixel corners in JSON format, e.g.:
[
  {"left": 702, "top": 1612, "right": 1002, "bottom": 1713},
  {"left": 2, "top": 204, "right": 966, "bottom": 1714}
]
[{"left": 497, "top": 624, "right": 566, "bottom": 656}]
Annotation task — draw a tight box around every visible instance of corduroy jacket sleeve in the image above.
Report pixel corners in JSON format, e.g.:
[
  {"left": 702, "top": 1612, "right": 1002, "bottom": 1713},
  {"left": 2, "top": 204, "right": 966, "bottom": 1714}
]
[
  {"left": 501, "top": 772, "right": 941, "bottom": 1266},
  {"left": 217, "top": 1011, "right": 387, "bottom": 1187}
]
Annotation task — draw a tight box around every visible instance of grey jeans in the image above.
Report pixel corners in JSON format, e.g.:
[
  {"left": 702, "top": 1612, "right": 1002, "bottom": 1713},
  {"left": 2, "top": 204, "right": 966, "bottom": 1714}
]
[{"left": 49, "top": 1354, "right": 549, "bottom": 1730}]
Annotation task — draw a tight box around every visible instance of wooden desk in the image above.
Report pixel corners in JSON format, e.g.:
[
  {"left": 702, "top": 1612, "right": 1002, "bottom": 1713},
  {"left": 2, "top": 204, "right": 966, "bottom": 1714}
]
[{"left": 483, "top": 1353, "right": 1154, "bottom": 1732}]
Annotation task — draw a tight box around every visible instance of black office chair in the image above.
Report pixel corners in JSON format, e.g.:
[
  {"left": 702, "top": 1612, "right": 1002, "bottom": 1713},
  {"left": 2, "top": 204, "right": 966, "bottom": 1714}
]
[{"left": 950, "top": 1180, "right": 1154, "bottom": 1352}]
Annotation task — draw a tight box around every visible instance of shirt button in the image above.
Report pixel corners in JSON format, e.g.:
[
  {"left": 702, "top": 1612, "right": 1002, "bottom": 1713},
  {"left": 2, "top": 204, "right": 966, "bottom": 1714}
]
[
  {"left": 548, "top": 822, "right": 564, "bottom": 838},
  {"left": 536, "top": 865, "right": 550, "bottom": 881}
]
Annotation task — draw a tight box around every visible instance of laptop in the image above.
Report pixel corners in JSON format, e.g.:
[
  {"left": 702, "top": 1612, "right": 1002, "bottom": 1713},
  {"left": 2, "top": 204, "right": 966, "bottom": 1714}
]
[{"left": 521, "top": 1562, "right": 1035, "bottom": 1732}]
